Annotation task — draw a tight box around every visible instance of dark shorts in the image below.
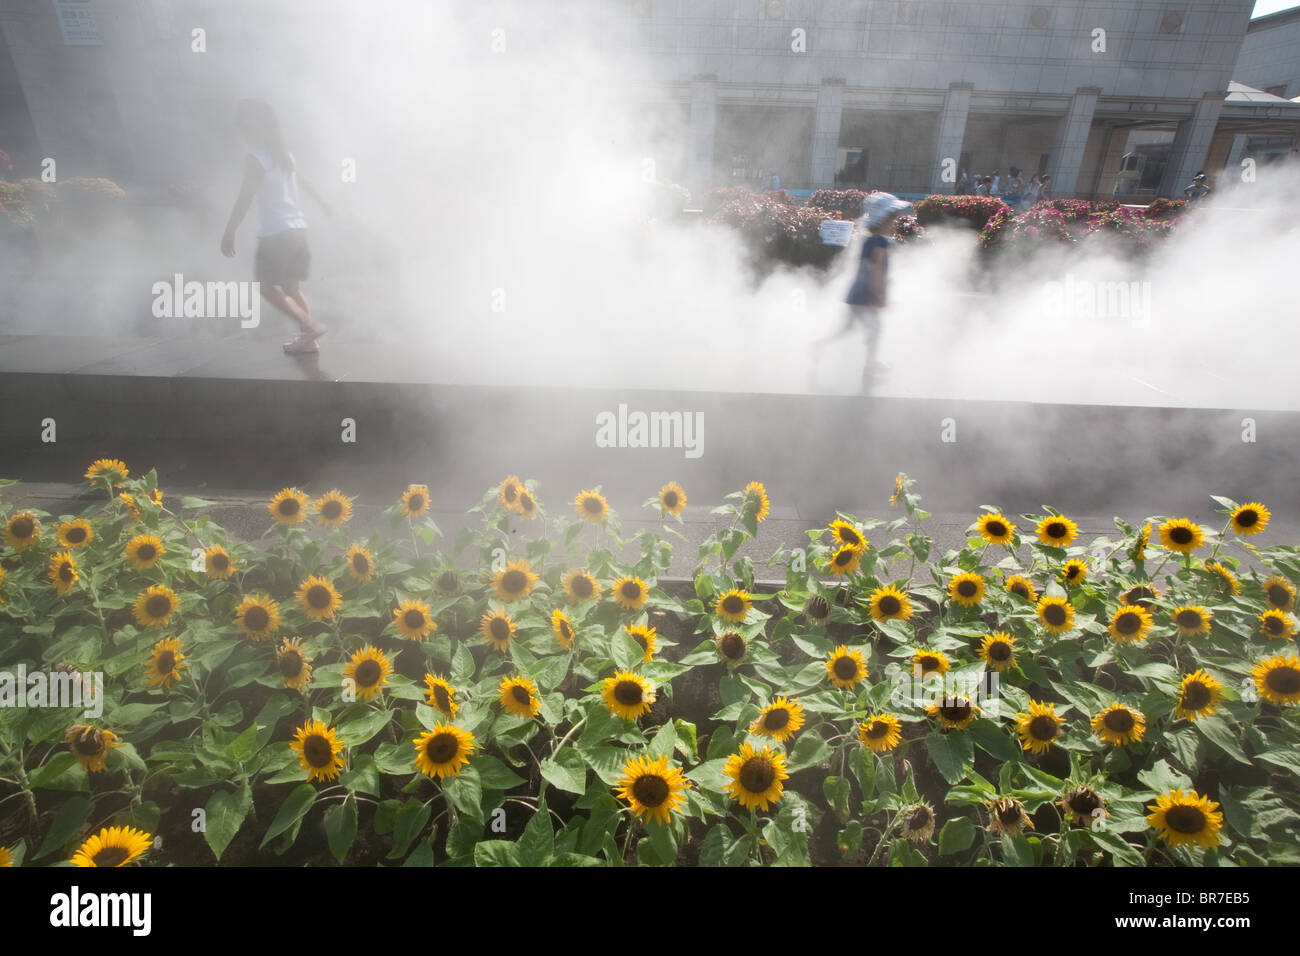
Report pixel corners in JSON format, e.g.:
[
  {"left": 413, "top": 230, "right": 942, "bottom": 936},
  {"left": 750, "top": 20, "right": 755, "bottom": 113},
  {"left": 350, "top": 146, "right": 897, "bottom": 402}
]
[{"left": 255, "top": 228, "right": 310, "bottom": 285}]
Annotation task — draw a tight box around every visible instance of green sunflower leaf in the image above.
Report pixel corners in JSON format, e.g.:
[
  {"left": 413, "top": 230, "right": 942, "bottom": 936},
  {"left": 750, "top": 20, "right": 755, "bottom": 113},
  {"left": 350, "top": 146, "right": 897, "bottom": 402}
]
[
  {"left": 204, "top": 783, "right": 252, "bottom": 862},
  {"left": 258, "top": 783, "right": 316, "bottom": 849}
]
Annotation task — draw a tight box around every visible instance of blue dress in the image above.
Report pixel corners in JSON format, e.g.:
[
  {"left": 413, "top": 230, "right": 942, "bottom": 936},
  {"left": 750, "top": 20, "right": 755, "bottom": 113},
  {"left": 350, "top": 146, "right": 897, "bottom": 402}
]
[{"left": 846, "top": 235, "right": 890, "bottom": 306}]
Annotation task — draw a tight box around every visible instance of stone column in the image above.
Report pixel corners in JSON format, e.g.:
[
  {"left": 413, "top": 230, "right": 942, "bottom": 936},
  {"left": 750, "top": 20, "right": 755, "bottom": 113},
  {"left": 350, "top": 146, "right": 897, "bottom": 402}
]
[
  {"left": 1157, "top": 91, "right": 1227, "bottom": 198},
  {"left": 688, "top": 74, "right": 718, "bottom": 204},
  {"left": 930, "top": 81, "right": 973, "bottom": 194},
  {"left": 810, "top": 77, "right": 845, "bottom": 189},
  {"left": 1048, "top": 86, "right": 1101, "bottom": 198},
  {"left": 1224, "top": 134, "right": 1250, "bottom": 176}
]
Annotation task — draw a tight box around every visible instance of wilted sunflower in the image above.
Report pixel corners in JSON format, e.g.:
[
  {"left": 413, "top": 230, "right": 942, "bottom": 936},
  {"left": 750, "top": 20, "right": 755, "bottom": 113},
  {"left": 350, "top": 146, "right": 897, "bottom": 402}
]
[
  {"left": 516, "top": 488, "right": 539, "bottom": 520},
  {"left": 277, "top": 637, "right": 313, "bottom": 693},
  {"left": 424, "top": 674, "right": 459, "bottom": 717},
  {"left": 858, "top": 713, "right": 903, "bottom": 753},
  {"left": 1173, "top": 669, "right": 1222, "bottom": 722},
  {"left": 1204, "top": 560, "right": 1240, "bottom": 596},
  {"left": 65, "top": 725, "right": 121, "bottom": 773},
  {"left": 498, "top": 674, "right": 540, "bottom": 718},
  {"left": 1146, "top": 789, "right": 1223, "bottom": 849},
  {"left": 601, "top": 670, "right": 656, "bottom": 720},
  {"left": 1158, "top": 517, "right": 1204, "bottom": 554},
  {"left": 574, "top": 489, "right": 609, "bottom": 523},
  {"left": 715, "top": 588, "right": 752, "bottom": 623},
  {"left": 401, "top": 484, "right": 431, "bottom": 518},
  {"left": 978, "top": 632, "right": 1018, "bottom": 672},
  {"left": 827, "top": 545, "right": 863, "bottom": 577},
  {"left": 56, "top": 519, "right": 93, "bottom": 549},
  {"left": 290, "top": 719, "right": 345, "bottom": 782},
  {"left": 1119, "top": 583, "right": 1161, "bottom": 611},
  {"left": 1259, "top": 609, "right": 1296, "bottom": 640},
  {"left": 413, "top": 724, "right": 475, "bottom": 779},
  {"left": 912, "top": 648, "right": 950, "bottom": 678},
  {"left": 491, "top": 557, "right": 538, "bottom": 602},
  {"left": 658, "top": 482, "right": 687, "bottom": 517},
  {"left": 1262, "top": 575, "right": 1297, "bottom": 612},
  {"left": 1171, "top": 605, "right": 1212, "bottom": 638},
  {"left": 145, "top": 636, "right": 184, "bottom": 689},
  {"left": 975, "top": 512, "right": 1016, "bottom": 546},
  {"left": 828, "top": 518, "right": 867, "bottom": 552},
  {"left": 133, "top": 584, "right": 178, "bottom": 628},
  {"left": 498, "top": 475, "right": 523, "bottom": 511},
  {"left": 902, "top": 803, "right": 935, "bottom": 843},
  {"left": 1060, "top": 559, "right": 1087, "bottom": 586},
  {"left": 1035, "top": 514, "right": 1078, "bottom": 548},
  {"left": 715, "top": 631, "right": 748, "bottom": 666},
  {"left": 612, "top": 575, "right": 649, "bottom": 611},
  {"left": 890, "top": 473, "right": 906, "bottom": 508},
  {"left": 1036, "top": 595, "right": 1075, "bottom": 635},
  {"left": 1131, "top": 522, "right": 1151, "bottom": 562},
  {"left": 1252, "top": 654, "right": 1300, "bottom": 706},
  {"left": 204, "top": 543, "right": 235, "bottom": 579},
  {"left": 268, "top": 487, "right": 308, "bottom": 525},
  {"left": 1003, "top": 574, "right": 1039, "bottom": 603},
  {"left": 344, "top": 646, "right": 392, "bottom": 701},
  {"left": 625, "top": 623, "right": 658, "bottom": 662},
  {"left": 1014, "top": 700, "right": 1062, "bottom": 755},
  {"left": 84, "top": 458, "right": 130, "bottom": 487},
  {"left": 123, "top": 534, "right": 165, "bottom": 571},
  {"left": 433, "top": 568, "right": 462, "bottom": 598},
  {"left": 313, "top": 489, "right": 353, "bottom": 527},
  {"left": 1091, "top": 703, "right": 1146, "bottom": 746},
  {"left": 234, "top": 594, "right": 280, "bottom": 642},
  {"left": 987, "top": 797, "right": 1034, "bottom": 837},
  {"left": 1058, "top": 786, "right": 1107, "bottom": 826},
  {"left": 723, "top": 742, "right": 788, "bottom": 811},
  {"left": 481, "top": 610, "right": 516, "bottom": 652},
  {"left": 345, "top": 543, "right": 375, "bottom": 583},
  {"left": 804, "top": 593, "right": 831, "bottom": 624},
  {"left": 297, "top": 575, "right": 342, "bottom": 622},
  {"left": 750, "top": 696, "right": 805, "bottom": 742},
  {"left": 826, "top": 645, "right": 867, "bottom": 689},
  {"left": 868, "top": 584, "right": 912, "bottom": 621},
  {"left": 70, "top": 826, "right": 151, "bottom": 868},
  {"left": 1229, "top": 502, "right": 1270, "bottom": 536},
  {"left": 3, "top": 512, "right": 41, "bottom": 551},
  {"left": 741, "top": 481, "right": 771, "bottom": 523},
  {"left": 550, "top": 609, "right": 576, "bottom": 649},
  {"left": 118, "top": 492, "right": 141, "bottom": 522},
  {"left": 563, "top": 569, "right": 601, "bottom": 603},
  {"left": 615, "top": 755, "right": 689, "bottom": 825},
  {"left": 1108, "top": 604, "right": 1154, "bottom": 644},
  {"left": 927, "top": 695, "right": 979, "bottom": 730},
  {"left": 48, "top": 551, "right": 78, "bottom": 595},
  {"left": 393, "top": 599, "right": 436, "bottom": 640},
  {"left": 948, "top": 572, "right": 985, "bottom": 607}
]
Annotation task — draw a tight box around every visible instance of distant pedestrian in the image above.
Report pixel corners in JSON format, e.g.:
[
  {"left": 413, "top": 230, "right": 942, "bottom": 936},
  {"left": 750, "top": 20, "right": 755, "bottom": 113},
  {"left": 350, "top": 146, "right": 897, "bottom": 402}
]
[
  {"left": 768, "top": 170, "right": 781, "bottom": 191},
  {"left": 974, "top": 176, "right": 990, "bottom": 197},
  {"left": 956, "top": 169, "right": 970, "bottom": 195},
  {"left": 1003, "top": 166, "right": 1024, "bottom": 210},
  {"left": 990, "top": 170, "right": 1001, "bottom": 197},
  {"left": 1183, "top": 171, "right": 1211, "bottom": 202},
  {"left": 1025, "top": 174, "right": 1043, "bottom": 207},
  {"left": 1038, "top": 174, "right": 1053, "bottom": 202}
]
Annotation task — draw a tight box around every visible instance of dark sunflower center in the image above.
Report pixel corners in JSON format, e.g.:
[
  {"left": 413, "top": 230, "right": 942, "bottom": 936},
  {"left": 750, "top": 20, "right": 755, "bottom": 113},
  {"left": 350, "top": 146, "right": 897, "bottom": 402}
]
[
  {"left": 307, "top": 585, "right": 333, "bottom": 609},
  {"left": 321, "top": 500, "right": 343, "bottom": 519},
  {"left": 939, "top": 701, "right": 972, "bottom": 722},
  {"left": 806, "top": 596, "right": 829, "bottom": 618},
  {"left": 407, "top": 494, "right": 424, "bottom": 511},
  {"left": 1043, "top": 603, "right": 1067, "bottom": 626},
  {"left": 403, "top": 608, "right": 426, "bottom": 628},
  {"left": 1176, "top": 610, "right": 1202, "bottom": 629},
  {"left": 720, "top": 633, "right": 746, "bottom": 659},
  {"left": 1181, "top": 681, "right": 1211, "bottom": 711},
  {"left": 631, "top": 633, "right": 648, "bottom": 652},
  {"left": 834, "top": 550, "right": 853, "bottom": 567},
  {"left": 1236, "top": 509, "right": 1258, "bottom": 527},
  {"left": 919, "top": 655, "right": 941, "bottom": 673},
  {"left": 91, "top": 847, "right": 129, "bottom": 867},
  {"left": 278, "top": 498, "right": 300, "bottom": 516},
  {"left": 1266, "top": 666, "right": 1300, "bottom": 695},
  {"left": 352, "top": 553, "right": 370, "bottom": 574},
  {"left": 433, "top": 685, "right": 452, "bottom": 711},
  {"left": 833, "top": 656, "right": 859, "bottom": 680},
  {"left": 1267, "top": 584, "right": 1291, "bottom": 608},
  {"left": 1164, "top": 804, "right": 1207, "bottom": 834},
  {"left": 211, "top": 553, "right": 230, "bottom": 571},
  {"left": 10, "top": 516, "right": 33, "bottom": 537},
  {"left": 519, "top": 493, "right": 534, "bottom": 510},
  {"left": 1068, "top": 790, "right": 1102, "bottom": 815},
  {"left": 866, "top": 720, "right": 889, "bottom": 738},
  {"left": 613, "top": 680, "right": 644, "bottom": 706},
  {"left": 355, "top": 660, "right": 381, "bottom": 686},
  {"left": 722, "top": 595, "right": 745, "bottom": 614},
  {"left": 957, "top": 580, "right": 978, "bottom": 597},
  {"left": 156, "top": 651, "right": 175, "bottom": 674},
  {"left": 244, "top": 606, "right": 269, "bottom": 630},
  {"left": 986, "top": 520, "right": 1007, "bottom": 537},
  {"left": 571, "top": 576, "right": 594, "bottom": 599},
  {"left": 426, "top": 733, "right": 459, "bottom": 764},
  {"left": 1126, "top": 587, "right": 1156, "bottom": 603},
  {"left": 502, "top": 570, "right": 527, "bottom": 593},
  {"left": 59, "top": 563, "right": 74, "bottom": 582},
  {"left": 1046, "top": 522, "right": 1066, "bottom": 538},
  {"left": 998, "top": 803, "right": 1023, "bottom": 825},
  {"left": 1115, "top": 612, "right": 1141, "bottom": 634},
  {"left": 145, "top": 595, "right": 172, "bottom": 618},
  {"left": 559, "top": 621, "right": 573, "bottom": 640},
  {"left": 1265, "top": 616, "right": 1285, "bottom": 635},
  {"left": 763, "top": 707, "right": 790, "bottom": 731},
  {"left": 1029, "top": 714, "right": 1058, "bottom": 741},
  {"left": 662, "top": 491, "right": 679, "bottom": 509},
  {"left": 74, "top": 733, "right": 103, "bottom": 756},
  {"left": 1170, "top": 526, "right": 1193, "bottom": 544},
  {"left": 632, "top": 774, "right": 669, "bottom": 808},
  {"left": 136, "top": 544, "right": 157, "bottom": 561},
  {"left": 511, "top": 685, "right": 531, "bottom": 706},
  {"left": 503, "top": 485, "right": 518, "bottom": 503},
  {"left": 489, "top": 617, "right": 510, "bottom": 640},
  {"left": 583, "top": 497, "right": 603, "bottom": 515},
  {"left": 840, "top": 527, "right": 861, "bottom": 546},
  {"left": 907, "top": 807, "right": 931, "bottom": 830},
  {"left": 879, "top": 595, "right": 901, "bottom": 615},
  {"left": 437, "top": 571, "right": 459, "bottom": 592},
  {"left": 989, "top": 641, "right": 1012, "bottom": 661},
  {"left": 303, "top": 734, "right": 334, "bottom": 767},
  {"left": 621, "top": 581, "right": 641, "bottom": 599},
  {"left": 1104, "top": 708, "right": 1135, "bottom": 733},
  {"left": 66, "top": 527, "right": 87, "bottom": 543},
  {"left": 279, "top": 651, "right": 303, "bottom": 677},
  {"left": 1010, "top": 582, "right": 1029, "bottom": 598},
  {"left": 1066, "top": 565, "right": 1081, "bottom": 580},
  {"left": 739, "top": 757, "right": 775, "bottom": 794}
]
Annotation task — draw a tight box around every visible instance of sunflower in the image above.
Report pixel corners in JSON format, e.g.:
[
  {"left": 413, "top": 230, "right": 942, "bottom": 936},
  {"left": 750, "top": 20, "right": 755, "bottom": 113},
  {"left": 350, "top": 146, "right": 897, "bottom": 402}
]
[
  {"left": 290, "top": 719, "right": 346, "bottom": 782},
  {"left": 133, "top": 584, "right": 178, "bottom": 629},
  {"left": 1259, "top": 609, "right": 1296, "bottom": 640},
  {"left": 1171, "top": 605, "right": 1212, "bottom": 638},
  {"left": 413, "top": 724, "right": 475, "bottom": 779},
  {"left": 389, "top": 599, "right": 434, "bottom": 641},
  {"left": 563, "top": 569, "right": 601, "bottom": 603},
  {"left": 268, "top": 487, "right": 308, "bottom": 525},
  {"left": 574, "top": 489, "right": 609, "bottom": 523},
  {"left": 56, "top": 519, "right": 93, "bottom": 549},
  {"left": 491, "top": 557, "right": 538, "bottom": 603},
  {"left": 313, "top": 489, "right": 353, "bottom": 528},
  {"left": 424, "top": 674, "right": 459, "bottom": 718},
  {"left": 1036, "top": 595, "right": 1075, "bottom": 635},
  {"left": 1108, "top": 604, "right": 1154, "bottom": 644},
  {"left": 741, "top": 481, "right": 771, "bottom": 523},
  {"left": 118, "top": 492, "right": 141, "bottom": 522},
  {"left": 804, "top": 594, "right": 831, "bottom": 624},
  {"left": 551, "top": 609, "right": 575, "bottom": 649},
  {"left": 625, "top": 623, "right": 658, "bottom": 662},
  {"left": 498, "top": 475, "right": 523, "bottom": 511},
  {"left": 65, "top": 725, "right": 121, "bottom": 773},
  {"left": 1014, "top": 700, "right": 1062, "bottom": 755},
  {"left": 1262, "top": 576, "right": 1297, "bottom": 612},
  {"left": 1146, "top": 790, "right": 1223, "bottom": 849},
  {"left": 612, "top": 575, "right": 649, "bottom": 611},
  {"left": 715, "top": 631, "right": 748, "bottom": 666},
  {"left": 858, "top": 713, "right": 903, "bottom": 753},
  {"left": 123, "top": 534, "right": 165, "bottom": 571},
  {"left": 480, "top": 610, "right": 516, "bottom": 652},
  {"left": 1229, "top": 502, "right": 1270, "bottom": 536},
  {"left": 976, "top": 512, "right": 1016, "bottom": 546},
  {"left": 145, "top": 636, "right": 184, "bottom": 689},
  {"left": 1133, "top": 522, "right": 1151, "bottom": 562},
  {"left": 1205, "top": 560, "right": 1240, "bottom": 596},
  {"left": 601, "top": 670, "right": 657, "bottom": 720},
  {"left": 401, "top": 484, "right": 431, "bottom": 518},
  {"left": 926, "top": 695, "right": 979, "bottom": 730},
  {"left": 1091, "top": 703, "right": 1146, "bottom": 746},
  {"left": 1119, "top": 583, "right": 1161, "bottom": 611},
  {"left": 516, "top": 489, "right": 539, "bottom": 520},
  {"left": 1058, "top": 786, "right": 1107, "bottom": 826},
  {"left": 978, "top": 632, "right": 1017, "bottom": 672},
  {"left": 890, "top": 473, "right": 906, "bottom": 508},
  {"left": 912, "top": 648, "right": 950, "bottom": 678},
  {"left": 826, "top": 645, "right": 867, "bottom": 689},
  {"left": 344, "top": 646, "right": 392, "bottom": 701},
  {"left": 434, "top": 568, "right": 462, "bottom": 598},
  {"left": 615, "top": 754, "right": 689, "bottom": 826},
  {"left": 297, "top": 575, "right": 342, "bottom": 622},
  {"left": 902, "top": 803, "right": 935, "bottom": 843},
  {"left": 345, "top": 543, "right": 375, "bottom": 583},
  {"left": 987, "top": 797, "right": 1034, "bottom": 837},
  {"left": 828, "top": 518, "right": 867, "bottom": 552},
  {"left": 1035, "top": 515, "right": 1078, "bottom": 548},
  {"left": 48, "top": 551, "right": 78, "bottom": 595},
  {"left": 69, "top": 826, "right": 152, "bottom": 868},
  {"left": 723, "top": 742, "right": 788, "bottom": 811},
  {"left": 498, "top": 674, "right": 540, "bottom": 718},
  {"left": 1173, "top": 669, "right": 1222, "bottom": 722},
  {"left": 0, "top": 847, "right": 11, "bottom": 867},
  {"left": 715, "top": 588, "right": 752, "bottom": 623},
  {"left": 84, "top": 458, "right": 130, "bottom": 487},
  {"left": 234, "top": 594, "right": 281, "bottom": 642},
  {"left": 277, "top": 637, "right": 313, "bottom": 693},
  {"left": 657, "top": 482, "right": 687, "bottom": 517},
  {"left": 749, "top": 696, "right": 805, "bottom": 742},
  {"left": 948, "top": 572, "right": 985, "bottom": 607},
  {"left": 868, "top": 584, "right": 912, "bottom": 621},
  {"left": 1158, "top": 517, "right": 1204, "bottom": 554},
  {"left": 204, "top": 543, "right": 235, "bottom": 579},
  {"left": 1003, "top": 574, "right": 1039, "bottom": 603},
  {"left": 1252, "top": 655, "right": 1300, "bottom": 707},
  {"left": 1060, "top": 559, "right": 1088, "bottom": 586},
  {"left": 827, "top": 545, "right": 863, "bottom": 577},
  {"left": 3, "top": 512, "right": 41, "bottom": 552}
]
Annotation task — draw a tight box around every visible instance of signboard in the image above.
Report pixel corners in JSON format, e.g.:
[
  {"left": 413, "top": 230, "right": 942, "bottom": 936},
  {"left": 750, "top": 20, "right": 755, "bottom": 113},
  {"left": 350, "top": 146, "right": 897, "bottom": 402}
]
[
  {"left": 819, "top": 219, "right": 855, "bottom": 247},
  {"left": 54, "top": 0, "right": 101, "bottom": 46}
]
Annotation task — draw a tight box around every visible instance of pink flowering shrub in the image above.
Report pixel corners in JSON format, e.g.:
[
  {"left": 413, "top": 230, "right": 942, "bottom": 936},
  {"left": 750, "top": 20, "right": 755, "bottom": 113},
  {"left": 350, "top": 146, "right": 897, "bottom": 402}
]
[{"left": 913, "top": 195, "right": 1011, "bottom": 230}]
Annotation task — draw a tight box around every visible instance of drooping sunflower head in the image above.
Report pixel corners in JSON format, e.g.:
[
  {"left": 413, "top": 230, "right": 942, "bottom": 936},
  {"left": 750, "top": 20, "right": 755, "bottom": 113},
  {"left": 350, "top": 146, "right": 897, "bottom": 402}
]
[
  {"left": 413, "top": 724, "right": 475, "bottom": 779},
  {"left": 804, "top": 594, "right": 831, "bottom": 624},
  {"left": 84, "top": 458, "right": 130, "bottom": 487},
  {"left": 344, "top": 646, "right": 392, "bottom": 701},
  {"left": 742, "top": 481, "right": 770, "bottom": 523},
  {"left": 499, "top": 475, "right": 523, "bottom": 511},
  {"left": 345, "top": 543, "right": 375, "bottom": 583},
  {"left": 432, "top": 568, "right": 462, "bottom": 598},
  {"left": 424, "top": 674, "right": 459, "bottom": 718},
  {"left": 48, "top": 551, "right": 78, "bottom": 595},
  {"left": 516, "top": 489, "right": 539, "bottom": 520},
  {"left": 297, "top": 575, "right": 342, "bottom": 622},
  {"left": 1091, "top": 702, "right": 1145, "bottom": 746},
  {"left": 65, "top": 724, "right": 121, "bottom": 773},
  {"left": 392, "top": 599, "right": 436, "bottom": 640},
  {"left": 976, "top": 512, "right": 1016, "bottom": 546},
  {"left": 1119, "top": 583, "right": 1161, "bottom": 611},
  {"left": 268, "top": 487, "right": 308, "bottom": 526},
  {"left": 70, "top": 825, "right": 152, "bottom": 868},
  {"left": 1146, "top": 789, "right": 1223, "bottom": 849},
  {"left": 480, "top": 610, "right": 516, "bottom": 652},
  {"left": 1262, "top": 576, "right": 1297, "bottom": 612},
  {"left": 1158, "top": 517, "right": 1205, "bottom": 554},
  {"left": 1253, "top": 655, "right": 1300, "bottom": 707},
  {"left": 123, "top": 534, "right": 165, "bottom": 570},
  {"left": 401, "top": 484, "right": 431, "bottom": 519},
  {"left": 56, "top": 519, "right": 93, "bottom": 549},
  {"left": 715, "top": 631, "right": 748, "bottom": 666},
  {"left": 291, "top": 719, "right": 345, "bottom": 782},
  {"left": 118, "top": 492, "right": 141, "bottom": 523},
  {"left": 868, "top": 584, "right": 912, "bottom": 621},
  {"left": 749, "top": 696, "right": 805, "bottom": 742},
  {"left": 978, "top": 632, "right": 1017, "bottom": 672},
  {"left": 1060, "top": 559, "right": 1087, "bottom": 586},
  {"left": 1204, "top": 560, "right": 1240, "bottom": 596},
  {"left": 563, "top": 569, "right": 601, "bottom": 604},
  {"left": 615, "top": 754, "right": 689, "bottom": 826},
  {"left": 145, "top": 636, "right": 185, "bottom": 689},
  {"left": 912, "top": 648, "right": 950, "bottom": 678},
  {"left": 1259, "top": 609, "right": 1296, "bottom": 641},
  {"left": 498, "top": 674, "right": 540, "bottom": 719},
  {"left": 277, "top": 637, "right": 313, "bottom": 693},
  {"left": 1003, "top": 574, "right": 1039, "bottom": 604},
  {"left": 926, "top": 695, "right": 979, "bottom": 730},
  {"left": 723, "top": 741, "right": 788, "bottom": 811},
  {"left": 987, "top": 797, "right": 1034, "bottom": 837},
  {"left": 1173, "top": 669, "right": 1222, "bottom": 723},
  {"left": 612, "top": 575, "right": 649, "bottom": 611},
  {"left": 1014, "top": 700, "right": 1062, "bottom": 755},
  {"left": 828, "top": 518, "right": 867, "bottom": 552},
  {"left": 826, "top": 645, "right": 867, "bottom": 689},
  {"left": 491, "top": 557, "right": 538, "bottom": 603},
  {"left": 1229, "top": 502, "right": 1270, "bottom": 536},
  {"left": 574, "top": 489, "right": 609, "bottom": 523},
  {"left": 827, "top": 545, "right": 863, "bottom": 577},
  {"left": 313, "top": 489, "right": 353, "bottom": 528},
  {"left": 234, "top": 594, "right": 281, "bottom": 642},
  {"left": 948, "top": 572, "right": 985, "bottom": 608},
  {"left": 1108, "top": 604, "right": 1154, "bottom": 644},
  {"left": 133, "top": 584, "right": 179, "bottom": 629},
  {"left": 1036, "top": 594, "right": 1075, "bottom": 635},
  {"left": 1171, "top": 605, "right": 1212, "bottom": 638},
  {"left": 858, "top": 713, "right": 903, "bottom": 753},
  {"left": 902, "top": 803, "right": 935, "bottom": 843},
  {"left": 658, "top": 482, "right": 687, "bottom": 517},
  {"left": 204, "top": 543, "right": 235, "bottom": 580},
  {"left": 1132, "top": 522, "right": 1151, "bottom": 562},
  {"left": 551, "top": 608, "right": 576, "bottom": 649},
  {"left": 715, "top": 588, "right": 752, "bottom": 623},
  {"left": 1035, "top": 514, "right": 1078, "bottom": 548},
  {"left": 1059, "top": 786, "right": 1107, "bottom": 826},
  {"left": 601, "top": 670, "right": 657, "bottom": 721},
  {"left": 625, "top": 623, "right": 658, "bottom": 662},
  {"left": 4, "top": 512, "right": 41, "bottom": 552}
]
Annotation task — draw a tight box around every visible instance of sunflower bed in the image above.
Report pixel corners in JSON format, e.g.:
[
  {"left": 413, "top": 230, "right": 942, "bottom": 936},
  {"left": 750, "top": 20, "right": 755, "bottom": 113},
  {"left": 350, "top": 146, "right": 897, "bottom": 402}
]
[{"left": 1, "top": 464, "right": 1298, "bottom": 868}]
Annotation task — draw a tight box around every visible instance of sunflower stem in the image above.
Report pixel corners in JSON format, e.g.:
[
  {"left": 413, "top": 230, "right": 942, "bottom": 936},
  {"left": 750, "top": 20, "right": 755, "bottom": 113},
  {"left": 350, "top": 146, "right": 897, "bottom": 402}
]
[{"left": 865, "top": 807, "right": 904, "bottom": 867}]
